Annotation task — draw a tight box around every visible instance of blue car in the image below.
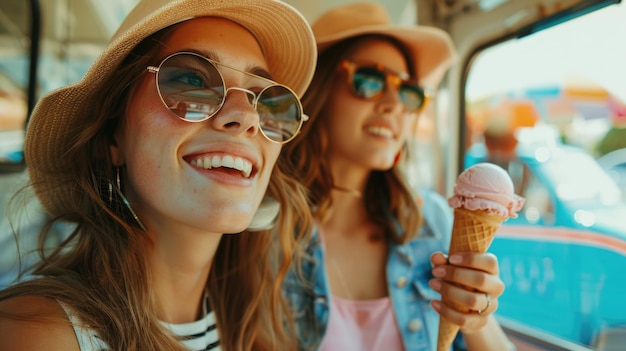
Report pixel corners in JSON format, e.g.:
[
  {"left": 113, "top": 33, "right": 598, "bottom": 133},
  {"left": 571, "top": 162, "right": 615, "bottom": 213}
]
[{"left": 465, "top": 141, "right": 626, "bottom": 347}]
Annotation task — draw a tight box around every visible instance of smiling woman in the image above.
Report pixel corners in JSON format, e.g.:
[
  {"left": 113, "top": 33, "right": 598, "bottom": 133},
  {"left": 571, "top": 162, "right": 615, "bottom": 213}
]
[
  {"left": 0, "top": 0, "right": 316, "bottom": 350},
  {"left": 4, "top": 0, "right": 625, "bottom": 350},
  {"left": 280, "top": 3, "right": 514, "bottom": 351}
]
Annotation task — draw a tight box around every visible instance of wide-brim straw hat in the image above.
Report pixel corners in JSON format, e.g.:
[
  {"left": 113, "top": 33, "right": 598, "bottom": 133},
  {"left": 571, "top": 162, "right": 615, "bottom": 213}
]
[
  {"left": 312, "top": 2, "right": 457, "bottom": 87},
  {"left": 25, "top": 0, "right": 317, "bottom": 217}
]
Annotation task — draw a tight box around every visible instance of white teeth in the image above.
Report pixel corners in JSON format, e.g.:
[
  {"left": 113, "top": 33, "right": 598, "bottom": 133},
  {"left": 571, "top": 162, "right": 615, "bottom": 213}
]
[
  {"left": 191, "top": 154, "right": 253, "bottom": 178},
  {"left": 222, "top": 155, "right": 235, "bottom": 168},
  {"left": 367, "top": 126, "right": 394, "bottom": 138},
  {"left": 211, "top": 155, "right": 221, "bottom": 168},
  {"left": 234, "top": 157, "right": 244, "bottom": 171},
  {"left": 242, "top": 161, "right": 252, "bottom": 178}
]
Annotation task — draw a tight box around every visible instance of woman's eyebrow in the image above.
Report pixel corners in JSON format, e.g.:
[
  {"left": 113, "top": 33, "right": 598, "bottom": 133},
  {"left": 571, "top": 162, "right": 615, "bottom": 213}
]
[
  {"left": 249, "top": 67, "right": 273, "bottom": 81},
  {"left": 182, "top": 48, "right": 274, "bottom": 81}
]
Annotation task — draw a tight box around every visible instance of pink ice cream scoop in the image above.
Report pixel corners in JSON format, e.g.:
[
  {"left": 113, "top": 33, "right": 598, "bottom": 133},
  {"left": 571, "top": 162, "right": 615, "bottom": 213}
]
[{"left": 448, "top": 163, "right": 525, "bottom": 218}]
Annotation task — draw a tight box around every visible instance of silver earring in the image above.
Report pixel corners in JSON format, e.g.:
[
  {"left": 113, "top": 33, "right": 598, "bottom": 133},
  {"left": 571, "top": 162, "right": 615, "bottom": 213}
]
[
  {"left": 117, "top": 167, "right": 122, "bottom": 190},
  {"left": 114, "top": 167, "right": 147, "bottom": 231},
  {"left": 100, "top": 168, "right": 147, "bottom": 231},
  {"left": 108, "top": 181, "right": 113, "bottom": 204}
]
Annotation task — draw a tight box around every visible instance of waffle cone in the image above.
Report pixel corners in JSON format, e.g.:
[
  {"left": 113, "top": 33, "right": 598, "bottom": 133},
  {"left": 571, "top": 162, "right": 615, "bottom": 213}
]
[{"left": 436, "top": 208, "right": 505, "bottom": 351}]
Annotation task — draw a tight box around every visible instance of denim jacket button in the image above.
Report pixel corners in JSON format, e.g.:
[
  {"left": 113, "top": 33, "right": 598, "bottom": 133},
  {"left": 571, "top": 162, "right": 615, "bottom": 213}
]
[
  {"left": 315, "top": 296, "right": 327, "bottom": 305},
  {"left": 408, "top": 318, "right": 423, "bottom": 332},
  {"left": 396, "top": 276, "right": 407, "bottom": 288}
]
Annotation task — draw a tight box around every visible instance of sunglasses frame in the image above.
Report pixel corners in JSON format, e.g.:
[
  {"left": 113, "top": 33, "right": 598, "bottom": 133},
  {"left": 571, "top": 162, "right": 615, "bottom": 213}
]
[
  {"left": 146, "top": 51, "right": 307, "bottom": 144},
  {"left": 340, "top": 59, "right": 431, "bottom": 112}
]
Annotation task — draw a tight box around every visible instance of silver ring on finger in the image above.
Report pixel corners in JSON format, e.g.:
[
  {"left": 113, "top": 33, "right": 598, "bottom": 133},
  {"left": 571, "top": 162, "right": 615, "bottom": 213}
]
[{"left": 477, "top": 293, "right": 491, "bottom": 315}]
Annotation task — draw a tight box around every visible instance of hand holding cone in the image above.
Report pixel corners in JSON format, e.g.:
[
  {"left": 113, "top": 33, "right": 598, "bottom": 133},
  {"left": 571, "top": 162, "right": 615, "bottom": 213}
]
[{"left": 436, "top": 163, "right": 524, "bottom": 351}]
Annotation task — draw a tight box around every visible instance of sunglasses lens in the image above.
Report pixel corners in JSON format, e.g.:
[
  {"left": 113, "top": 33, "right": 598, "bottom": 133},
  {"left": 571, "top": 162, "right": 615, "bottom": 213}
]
[
  {"left": 153, "top": 53, "right": 304, "bottom": 143},
  {"left": 352, "top": 67, "right": 386, "bottom": 99},
  {"left": 257, "top": 85, "right": 302, "bottom": 143},
  {"left": 156, "top": 53, "right": 225, "bottom": 121},
  {"left": 399, "top": 84, "right": 426, "bottom": 111},
  {"left": 346, "top": 61, "right": 427, "bottom": 112}
]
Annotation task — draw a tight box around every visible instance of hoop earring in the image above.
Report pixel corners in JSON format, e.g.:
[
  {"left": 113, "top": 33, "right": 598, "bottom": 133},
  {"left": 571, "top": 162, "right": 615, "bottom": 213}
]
[
  {"left": 115, "top": 167, "right": 147, "bottom": 231},
  {"left": 99, "top": 168, "right": 147, "bottom": 232},
  {"left": 117, "top": 168, "right": 122, "bottom": 190},
  {"left": 108, "top": 180, "right": 113, "bottom": 204}
]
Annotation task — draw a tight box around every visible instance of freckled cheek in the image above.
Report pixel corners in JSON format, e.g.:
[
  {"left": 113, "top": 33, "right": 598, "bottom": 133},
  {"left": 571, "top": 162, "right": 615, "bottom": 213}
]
[
  {"left": 124, "top": 85, "right": 185, "bottom": 155},
  {"left": 123, "top": 101, "right": 184, "bottom": 176},
  {"left": 122, "top": 115, "right": 170, "bottom": 162},
  {"left": 126, "top": 85, "right": 174, "bottom": 129},
  {"left": 131, "top": 162, "right": 161, "bottom": 192}
]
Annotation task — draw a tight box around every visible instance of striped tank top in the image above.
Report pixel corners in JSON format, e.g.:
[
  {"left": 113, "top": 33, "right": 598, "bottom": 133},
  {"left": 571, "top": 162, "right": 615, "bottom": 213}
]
[{"left": 60, "top": 298, "right": 220, "bottom": 351}]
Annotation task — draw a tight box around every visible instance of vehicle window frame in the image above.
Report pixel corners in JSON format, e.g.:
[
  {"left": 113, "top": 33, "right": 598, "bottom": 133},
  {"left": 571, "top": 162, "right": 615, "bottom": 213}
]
[{"left": 0, "top": 0, "right": 41, "bottom": 173}]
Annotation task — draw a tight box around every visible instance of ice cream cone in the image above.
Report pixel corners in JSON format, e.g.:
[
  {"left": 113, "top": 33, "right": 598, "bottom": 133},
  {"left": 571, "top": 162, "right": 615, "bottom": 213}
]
[
  {"left": 448, "top": 208, "right": 504, "bottom": 254},
  {"left": 436, "top": 207, "right": 505, "bottom": 351},
  {"left": 436, "top": 163, "right": 525, "bottom": 351}
]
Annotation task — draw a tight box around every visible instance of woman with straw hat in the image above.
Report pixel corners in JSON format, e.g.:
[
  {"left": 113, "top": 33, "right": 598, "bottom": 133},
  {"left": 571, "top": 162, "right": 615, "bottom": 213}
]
[
  {"left": 282, "top": 2, "right": 514, "bottom": 350},
  {"left": 0, "top": 0, "right": 316, "bottom": 349}
]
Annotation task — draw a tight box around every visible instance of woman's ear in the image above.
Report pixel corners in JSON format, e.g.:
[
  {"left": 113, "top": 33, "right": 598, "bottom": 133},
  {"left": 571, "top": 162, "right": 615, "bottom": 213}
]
[{"left": 109, "top": 134, "right": 125, "bottom": 167}]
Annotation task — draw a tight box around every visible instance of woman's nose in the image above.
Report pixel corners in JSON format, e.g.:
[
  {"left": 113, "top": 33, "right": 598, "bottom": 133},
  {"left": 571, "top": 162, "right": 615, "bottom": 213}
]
[
  {"left": 376, "top": 86, "right": 405, "bottom": 114},
  {"left": 209, "top": 88, "right": 260, "bottom": 138}
]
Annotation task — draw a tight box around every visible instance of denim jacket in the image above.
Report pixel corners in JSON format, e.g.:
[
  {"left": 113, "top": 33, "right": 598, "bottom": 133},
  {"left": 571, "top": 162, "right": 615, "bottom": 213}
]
[{"left": 284, "top": 189, "right": 467, "bottom": 351}]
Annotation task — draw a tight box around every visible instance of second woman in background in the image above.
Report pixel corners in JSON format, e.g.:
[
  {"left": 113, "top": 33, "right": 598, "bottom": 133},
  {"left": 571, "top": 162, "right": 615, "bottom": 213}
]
[
  {"left": 283, "top": 2, "right": 514, "bottom": 351},
  {"left": 0, "top": 0, "right": 316, "bottom": 350}
]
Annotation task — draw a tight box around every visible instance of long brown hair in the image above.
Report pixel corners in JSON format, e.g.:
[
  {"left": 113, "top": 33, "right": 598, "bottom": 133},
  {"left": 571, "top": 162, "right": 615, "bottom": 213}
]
[
  {"left": 1, "top": 22, "right": 311, "bottom": 351},
  {"left": 281, "top": 34, "right": 421, "bottom": 244}
]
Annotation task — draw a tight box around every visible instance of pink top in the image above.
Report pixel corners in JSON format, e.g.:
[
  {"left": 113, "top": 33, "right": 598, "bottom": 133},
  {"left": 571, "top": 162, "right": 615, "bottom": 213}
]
[{"left": 319, "top": 295, "right": 404, "bottom": 351}]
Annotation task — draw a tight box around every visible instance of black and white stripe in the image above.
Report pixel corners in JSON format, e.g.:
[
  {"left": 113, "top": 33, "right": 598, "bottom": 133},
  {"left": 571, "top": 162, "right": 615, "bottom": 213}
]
[{"left": 163, "top": 297, "right": 220, "bottom": 351}]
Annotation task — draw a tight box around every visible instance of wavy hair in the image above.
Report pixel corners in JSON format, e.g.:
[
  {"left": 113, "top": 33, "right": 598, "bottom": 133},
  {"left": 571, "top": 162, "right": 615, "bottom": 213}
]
[
  {"left": 0, "top": 23, "right": 311, "bottom": 351},
  {"left": 280, "top": 34, "right": 422, "bottom": 244}
]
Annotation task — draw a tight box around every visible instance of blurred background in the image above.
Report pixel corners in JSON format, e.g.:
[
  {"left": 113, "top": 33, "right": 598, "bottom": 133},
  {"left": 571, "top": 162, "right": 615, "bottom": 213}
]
[{"left": 1, "top": 1, "right": 625, "bottom": 350}]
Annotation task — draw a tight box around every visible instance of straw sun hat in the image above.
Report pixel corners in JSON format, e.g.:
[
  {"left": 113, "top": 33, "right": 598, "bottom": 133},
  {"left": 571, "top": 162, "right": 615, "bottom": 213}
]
[
  {"left": 312, "top": 2, "right": 457, "bottom": 87},
  {"left": 25, "top": 0, "right": 317, "bottom": 217}
]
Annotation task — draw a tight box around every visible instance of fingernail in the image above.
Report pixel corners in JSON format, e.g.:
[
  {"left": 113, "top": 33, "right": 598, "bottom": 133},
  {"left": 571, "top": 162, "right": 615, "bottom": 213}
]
[
  {"left": 429, "top": 279, "right": 442, "bottom": 291},
  {"left": 431, "top": 300, "right": 441, "bottom": 312},
  {"left": 432, "top": 267, "right": 445, "bottom": 277},
  {"left": 449, "top": 254, "right": 462, "bottom": 264}
]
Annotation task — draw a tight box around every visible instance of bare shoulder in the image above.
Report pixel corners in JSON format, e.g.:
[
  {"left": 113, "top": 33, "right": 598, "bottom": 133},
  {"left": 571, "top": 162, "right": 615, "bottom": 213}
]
[{"left": 0, "top": 295, "right": 80, "bottom": 351}]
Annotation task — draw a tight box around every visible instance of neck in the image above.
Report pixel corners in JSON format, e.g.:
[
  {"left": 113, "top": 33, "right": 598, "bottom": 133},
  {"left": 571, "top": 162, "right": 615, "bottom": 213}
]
[
  {"left": 147, "top": 228, "right": 222, "bottom": 324},
  {"left": 328, "top": 156, "right": 369, "bottom": 197}
]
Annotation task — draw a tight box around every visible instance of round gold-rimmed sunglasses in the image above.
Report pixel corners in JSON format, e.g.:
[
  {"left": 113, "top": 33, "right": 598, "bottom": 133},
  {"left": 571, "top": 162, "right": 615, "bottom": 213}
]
[
  {"left": 147, "top": 51, "right": 307, "bottom": 144},
  {"left": 340, "top": 60, "right": 431, "bottom": 112}
]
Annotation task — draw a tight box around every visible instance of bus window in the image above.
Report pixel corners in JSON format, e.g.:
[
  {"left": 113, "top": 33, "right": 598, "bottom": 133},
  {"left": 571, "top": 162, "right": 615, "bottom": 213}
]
[
  {"left": 0, "top": 0, "right": 138, "bottom": 289},
  {"left": 0, "top": 0, "right": 139, "bottom": 172},
  {"left": 464, "top": 1, "right": 626, "bottom": 349},
  {"left": 0, "top": 1, "right": 33, "bottom": 169}
]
